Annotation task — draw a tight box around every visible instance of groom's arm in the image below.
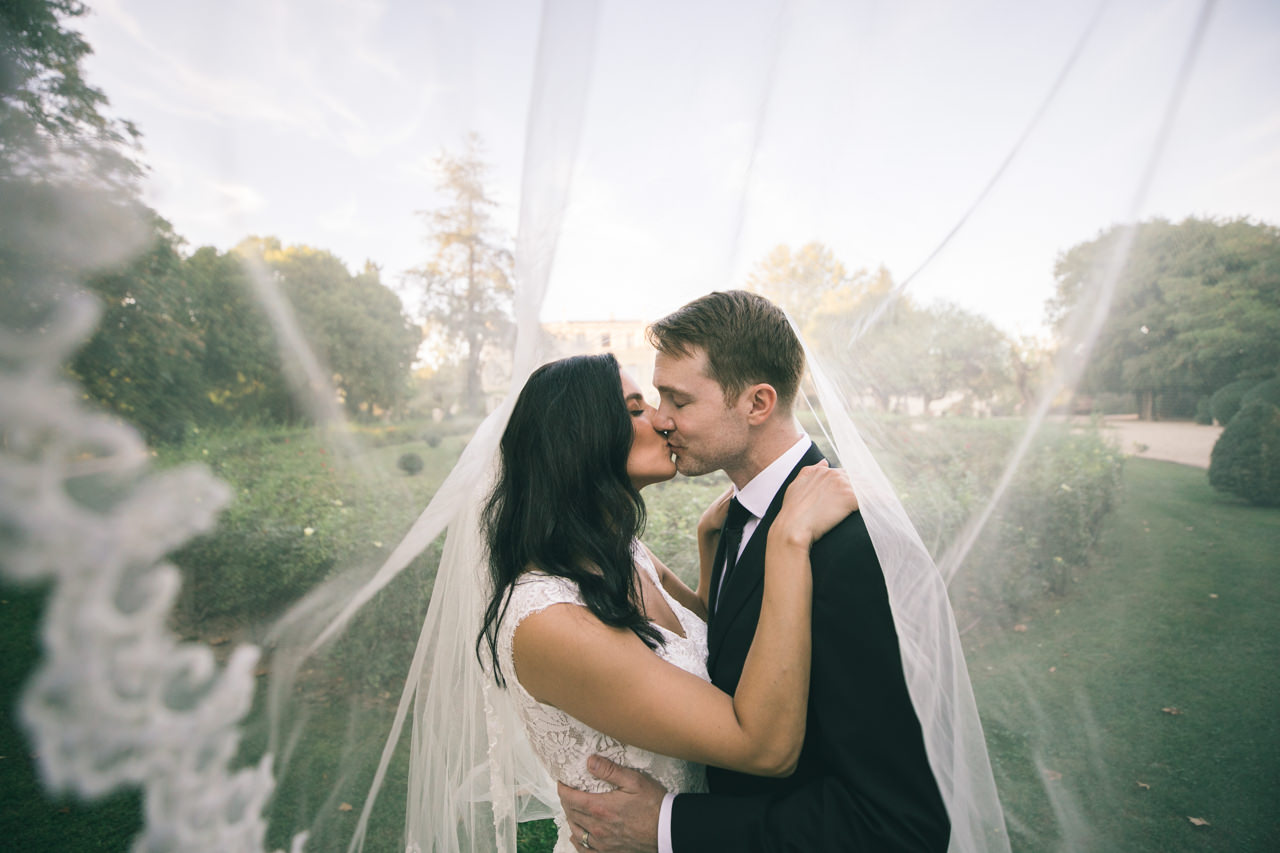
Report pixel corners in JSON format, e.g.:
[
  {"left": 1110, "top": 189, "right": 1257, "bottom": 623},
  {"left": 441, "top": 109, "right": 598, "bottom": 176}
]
[{"left": 670, "top": 514, "right": 949, "bottom": 852}]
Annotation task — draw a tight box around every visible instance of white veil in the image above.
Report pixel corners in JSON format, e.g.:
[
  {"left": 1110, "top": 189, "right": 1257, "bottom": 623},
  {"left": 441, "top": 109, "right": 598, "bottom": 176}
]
[
  {"left": 348, "top": 322, "right": 1010, "bottom": 853},
  {"left": 324, "top": 0, "right": 1011, "bottom": 837},
  {"left": 802, "top": 345, "right": 1008, "bottom": 851},
  {"left": 335, "top": 3, "right": 602, "bottom": 850},
  {"left": 7, "top": 1, "right": 1254, "bottom": 851}
]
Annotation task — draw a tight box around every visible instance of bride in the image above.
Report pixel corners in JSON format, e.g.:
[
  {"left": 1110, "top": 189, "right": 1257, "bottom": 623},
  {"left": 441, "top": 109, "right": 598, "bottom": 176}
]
[{"left": 475, "top": 352, "right": 855, "bottom": 851}]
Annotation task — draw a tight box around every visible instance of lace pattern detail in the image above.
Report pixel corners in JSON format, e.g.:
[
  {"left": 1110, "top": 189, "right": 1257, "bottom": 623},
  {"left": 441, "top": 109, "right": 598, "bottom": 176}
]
[{"left": 496, "top": 545, "right": 708, "bottom": 851}]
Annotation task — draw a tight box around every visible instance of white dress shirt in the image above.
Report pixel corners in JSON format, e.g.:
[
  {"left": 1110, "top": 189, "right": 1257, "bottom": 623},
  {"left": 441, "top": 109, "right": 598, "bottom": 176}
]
[{"left": 657, "top": 435, "right": 813, "bottom": 853}]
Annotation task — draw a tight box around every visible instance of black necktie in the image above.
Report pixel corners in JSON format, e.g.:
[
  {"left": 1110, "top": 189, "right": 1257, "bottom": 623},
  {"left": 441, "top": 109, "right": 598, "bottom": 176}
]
[{"left": 718, "top": 497, "right": 753, "bottom": 603}]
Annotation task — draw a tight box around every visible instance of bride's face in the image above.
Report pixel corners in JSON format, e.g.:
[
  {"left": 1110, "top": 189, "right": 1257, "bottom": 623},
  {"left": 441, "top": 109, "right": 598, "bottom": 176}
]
[{"left": 621, "top": 369, "right": 677, "bottom": 489}]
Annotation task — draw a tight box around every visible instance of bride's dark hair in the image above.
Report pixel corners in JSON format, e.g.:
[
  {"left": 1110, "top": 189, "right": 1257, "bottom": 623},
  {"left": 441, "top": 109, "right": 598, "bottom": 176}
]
[{"left": 478, "top": 353, "right": 664, "bottom": 686}]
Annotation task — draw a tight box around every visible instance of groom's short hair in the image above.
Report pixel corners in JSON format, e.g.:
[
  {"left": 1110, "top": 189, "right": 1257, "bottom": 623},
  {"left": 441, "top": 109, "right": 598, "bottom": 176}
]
[{"left": 647, "top": 290, "right": 804, "bottom": 409}]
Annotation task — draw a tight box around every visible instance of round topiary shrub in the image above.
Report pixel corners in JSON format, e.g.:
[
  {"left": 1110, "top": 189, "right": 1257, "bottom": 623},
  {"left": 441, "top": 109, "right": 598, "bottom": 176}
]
[
  {"left": 1241, "top": 377, "right": 1280, "bottom": 410},
  {"left": 397, "top": 451, "right": 425, "bottom": 476},
  {"left": 1209, "top": 401, "right": 1280, "bottom": 506},
  {"left": 1194, "top": 396, "right": 1214, "bottom": 425},
  {"left": 1210, "top": 378, "right": 1261, "bottom": 425}
]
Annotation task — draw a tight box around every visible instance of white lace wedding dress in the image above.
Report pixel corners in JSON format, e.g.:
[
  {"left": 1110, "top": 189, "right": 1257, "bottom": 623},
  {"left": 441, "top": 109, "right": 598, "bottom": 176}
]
[{"left": 496, "top": 544, "right": 710, "bottom": 852}]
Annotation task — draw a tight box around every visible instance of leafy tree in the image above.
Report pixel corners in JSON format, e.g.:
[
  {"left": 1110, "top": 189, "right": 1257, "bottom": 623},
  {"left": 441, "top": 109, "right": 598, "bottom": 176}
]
[
  {"left": 853, "top": 299, "right": 1012, "bottom": 415},
  {"left": 910, "top": 302, "right": 1012, "bottom": 414},
  {"left": 70, "top": 216, "right": 208, "bottom": 442},
  {"left": 1049, "top": 218, "right": 1280, "bottom": 419},
  {"left": 183, "top": 245, "right": 295, "bottom": 423},
  {"left": 848, "top": 292, "right": 927, "bottom": 411},
  {"left": 746, "top": 242, "right": 856, "bottom": 335},
  {"left": 238, "top": 238, "right": 420, "bottom": 419},
  {"left": 1009, "top": 334, "right": 1052, "bottom": 413},
  {"left": 2, "top": 0, "right": 151, "bottom": 336},
  {"left": 0, "top": 0, "right": 141, "bottom": 188},
  {"left": 73, "top": 232, "right": 419, "bottom": 440},
  {"left": 747, "top": 244, "right": 1015, "bottom": 414},
  {"left": 409, "top": 134, "right": 513, "bottom": 414}
]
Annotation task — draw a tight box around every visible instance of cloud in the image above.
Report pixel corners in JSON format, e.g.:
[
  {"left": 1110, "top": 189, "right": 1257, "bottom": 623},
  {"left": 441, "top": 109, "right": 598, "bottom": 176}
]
[
  {"left": 211, "top": 181, "right": 266, "bottom": 216},
  {"left": 93, "top": 0, "right": 377, "bottom": 144}
]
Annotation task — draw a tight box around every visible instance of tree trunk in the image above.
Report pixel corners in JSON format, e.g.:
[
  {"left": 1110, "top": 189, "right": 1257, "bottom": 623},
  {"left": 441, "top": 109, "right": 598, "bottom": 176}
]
[
  {"left": 464, "top": 332, "right": 483, "bottom": 414},
  {"left": 1138, "top": 389, "right": 1155, "bottom": 421}
]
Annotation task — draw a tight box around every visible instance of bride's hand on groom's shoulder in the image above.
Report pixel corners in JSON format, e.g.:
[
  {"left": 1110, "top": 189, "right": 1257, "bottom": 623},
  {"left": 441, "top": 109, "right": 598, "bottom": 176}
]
[
  {"left": 775, "top": 461, "right": 858, "bottom": 547},
  {"left": 696, "top": 486, "right": 735, "bottom": 541}
]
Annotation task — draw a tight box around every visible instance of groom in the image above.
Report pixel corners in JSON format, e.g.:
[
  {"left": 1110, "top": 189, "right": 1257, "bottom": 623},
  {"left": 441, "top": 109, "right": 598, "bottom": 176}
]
[{"left": 559, "top": 290, "right": 949, "bottom": 852}]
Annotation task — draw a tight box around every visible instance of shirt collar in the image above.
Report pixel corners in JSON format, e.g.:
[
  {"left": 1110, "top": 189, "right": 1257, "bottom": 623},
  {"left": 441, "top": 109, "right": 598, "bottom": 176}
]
[{"left": 734, "top": 435, "right": 813, "bottom": 520}]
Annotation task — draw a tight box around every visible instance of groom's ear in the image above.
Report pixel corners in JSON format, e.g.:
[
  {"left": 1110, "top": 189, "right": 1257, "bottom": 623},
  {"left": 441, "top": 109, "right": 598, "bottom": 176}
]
[{"left": 742, "top": 383, "right": 778, "bottom": 425}]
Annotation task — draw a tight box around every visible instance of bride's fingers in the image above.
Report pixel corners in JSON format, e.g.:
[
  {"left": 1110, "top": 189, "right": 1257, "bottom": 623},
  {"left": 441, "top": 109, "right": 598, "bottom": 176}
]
[{"left": 779, "top": 465, "right": 857, "bottom": 541}]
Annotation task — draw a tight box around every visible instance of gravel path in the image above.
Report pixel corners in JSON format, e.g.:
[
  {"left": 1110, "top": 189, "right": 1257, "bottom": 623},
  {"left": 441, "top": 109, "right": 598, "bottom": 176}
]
[{"left": 1095, "top": 415, "right": 1222, "bottom": 469}]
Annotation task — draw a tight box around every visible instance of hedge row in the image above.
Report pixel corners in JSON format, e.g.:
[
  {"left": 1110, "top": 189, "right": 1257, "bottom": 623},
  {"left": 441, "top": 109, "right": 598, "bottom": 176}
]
[
  {"left": 645, "top": 418, "right": 1125, "bottom": 623},
  {"left": 1210, "top": 401, "right": 1280, "bottom": 506},
  {"left": 161, "top": 417, "right": 1125, "bottom": 690}
]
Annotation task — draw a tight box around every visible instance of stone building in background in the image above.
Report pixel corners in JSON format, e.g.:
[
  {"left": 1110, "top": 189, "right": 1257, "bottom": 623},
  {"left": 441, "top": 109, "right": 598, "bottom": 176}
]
[
  {"left": 542, "top": 319, "right": 657, "bottom": 397},
  {"left": 459, "top": 319, "right": 657, "bottom": 415}
]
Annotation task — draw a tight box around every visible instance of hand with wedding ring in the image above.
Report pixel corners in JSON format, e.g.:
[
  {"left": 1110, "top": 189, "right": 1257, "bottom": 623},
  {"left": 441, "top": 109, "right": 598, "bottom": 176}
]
[{"left": 559, "top": 755, "right": 665, "bottom": 853}]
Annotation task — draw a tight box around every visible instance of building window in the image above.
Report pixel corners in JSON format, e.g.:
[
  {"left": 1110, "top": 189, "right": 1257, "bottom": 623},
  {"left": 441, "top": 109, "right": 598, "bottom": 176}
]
[{"left": 601, "top": 333, "right": 611, "bottom": 347}]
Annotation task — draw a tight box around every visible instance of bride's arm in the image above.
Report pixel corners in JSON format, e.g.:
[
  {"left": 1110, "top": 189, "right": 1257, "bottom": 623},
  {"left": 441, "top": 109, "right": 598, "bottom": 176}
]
[
  {"left": 645, "top": 545, "right": 707, "bottom": 622},
  {"left": 513, "top": 463, "right": 853, "bottom": 777},
  {"left": 645, "top": 486, "right": 732, "bottom": 621}
]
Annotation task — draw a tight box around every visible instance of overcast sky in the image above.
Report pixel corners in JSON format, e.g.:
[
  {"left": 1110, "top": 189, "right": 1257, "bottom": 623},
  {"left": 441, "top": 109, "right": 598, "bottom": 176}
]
[{"left": 78, "top": 0, "right": 1280, "bottom": 336}]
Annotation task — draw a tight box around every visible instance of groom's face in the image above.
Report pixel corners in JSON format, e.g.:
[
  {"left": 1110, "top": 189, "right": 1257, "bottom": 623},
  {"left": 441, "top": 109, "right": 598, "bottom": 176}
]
[{"left": 652, "top": 346, "right": 750, "bottom": 477}]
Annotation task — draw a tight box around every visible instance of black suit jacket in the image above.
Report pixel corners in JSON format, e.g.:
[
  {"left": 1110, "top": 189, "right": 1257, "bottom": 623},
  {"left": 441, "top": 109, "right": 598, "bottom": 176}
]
[{"left": 671, "top": 445, "right": 950, "bottom": 852}]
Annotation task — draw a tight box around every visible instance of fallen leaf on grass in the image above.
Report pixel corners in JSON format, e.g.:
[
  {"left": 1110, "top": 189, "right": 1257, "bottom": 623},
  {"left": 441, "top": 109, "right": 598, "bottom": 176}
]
[
  {"left": 1013, "top": 624, "right": 1028, "bottom": 632},
  {"left": 1162, "top": 706, "right": 1182, "bottom": 715},
  {"left": 1136, "top": 781, "right": 1150, "bottom": 790},
  {"left": 1049, "top": 666, "right": 1057, "bottom": 673},
  {"left": 1043, "top": 769, "right": 1062, "bottom": 781},
  {"left": 1208, "top": 593, "right": 1218, "bottom": 599},
  {"left": 1188, "top": 817, "right": 1210, "bottom": 827},
  {"left": 338, "top": 803, "right": 353, "bottom": 812}
]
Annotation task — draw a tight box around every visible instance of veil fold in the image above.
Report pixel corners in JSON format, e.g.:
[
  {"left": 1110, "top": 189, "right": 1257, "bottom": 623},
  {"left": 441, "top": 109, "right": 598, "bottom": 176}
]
[
  {"left": 342, "top": 2, "right": 602, "bottom": 849},
  {"left": 802, "top": 344, "right": 1009, "bottom": 852},
  {"left": 337, "top": 0, "right": 1006, "bottom": 848},
  {"left": 374, "top": 314, "right": 1009, "bottom": 853}
]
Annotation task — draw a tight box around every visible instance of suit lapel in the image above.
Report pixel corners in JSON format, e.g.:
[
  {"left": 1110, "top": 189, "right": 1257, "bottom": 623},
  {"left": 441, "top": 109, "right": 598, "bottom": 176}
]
[{"left": 707, "top": 444, "right": 827, "bottom": 673}]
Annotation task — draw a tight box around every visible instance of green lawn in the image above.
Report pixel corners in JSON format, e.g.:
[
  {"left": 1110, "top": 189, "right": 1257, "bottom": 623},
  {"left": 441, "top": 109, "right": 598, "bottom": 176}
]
[
  {"left": 0, "top": 584, "right": 144, "bottom": 850},
  {"left": 966, "top": 459, "right": 1280, "bottom": 851},
  {"left": 3, "top": 458, "right": 1276, "bottom": 850}
]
